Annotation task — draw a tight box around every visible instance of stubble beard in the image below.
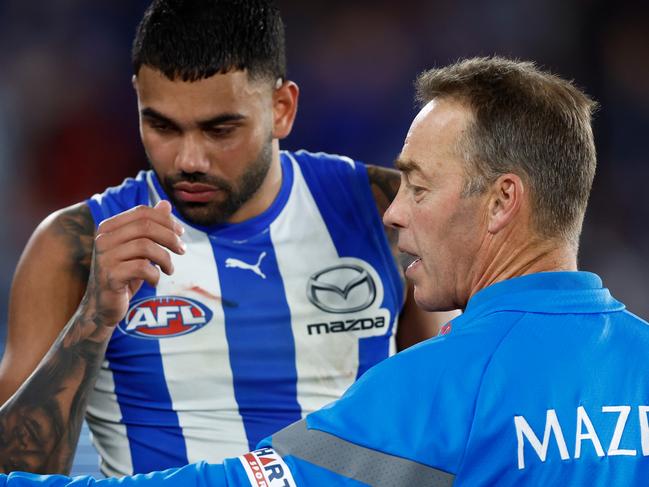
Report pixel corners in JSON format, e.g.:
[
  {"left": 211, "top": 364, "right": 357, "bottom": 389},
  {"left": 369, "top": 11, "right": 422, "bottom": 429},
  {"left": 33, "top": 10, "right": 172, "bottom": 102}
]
[{"left": 156, "top": 138, "right": 274, "bottom": 227}]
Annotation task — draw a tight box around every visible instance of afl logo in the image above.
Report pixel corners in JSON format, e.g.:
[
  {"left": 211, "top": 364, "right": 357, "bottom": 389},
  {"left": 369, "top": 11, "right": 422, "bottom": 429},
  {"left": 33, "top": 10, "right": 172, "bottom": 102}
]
[
  {"left": 307, "top": 264, "right": 376, "bottom": 314},
  {"left": 118, "top": 296, "right": 213, "bottom": 339}
]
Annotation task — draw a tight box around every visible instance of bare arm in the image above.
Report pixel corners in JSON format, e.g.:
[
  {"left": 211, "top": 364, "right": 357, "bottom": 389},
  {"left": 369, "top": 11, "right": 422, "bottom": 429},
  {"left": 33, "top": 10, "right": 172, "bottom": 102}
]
[
  {"left": 0, "top": 202, "right": 185, "bottom": 474},
  {"left": 0, "top": 293, "right": 114, "bottom": 473},
  {"left": 0, "top": 203, "right": 94, "bottom": 404},
  {"left": 0, "top": 203, "right": 98, "bottom": 472},
  {"left": 366, "top": 165, "right": 460, "bottom": 348}
]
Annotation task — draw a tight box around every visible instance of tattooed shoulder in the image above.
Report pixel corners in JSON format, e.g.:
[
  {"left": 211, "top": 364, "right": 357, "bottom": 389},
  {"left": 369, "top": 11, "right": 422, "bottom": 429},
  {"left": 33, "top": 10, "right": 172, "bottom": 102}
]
[
  {"left": 366, "top": 165, "right": 401, "bottom": 217},
  {"left": 50, "top": 203, "right": 95, "bottom": 282}
]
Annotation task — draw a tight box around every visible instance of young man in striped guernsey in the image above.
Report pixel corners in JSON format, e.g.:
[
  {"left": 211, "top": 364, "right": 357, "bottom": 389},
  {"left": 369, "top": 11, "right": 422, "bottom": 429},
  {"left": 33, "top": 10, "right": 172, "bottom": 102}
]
[
  {"left": 4, "top": 56, "right": 649, "bottom": 487},
  {"left": 0, "top": 0, "right": 450, "bottom": 477}
]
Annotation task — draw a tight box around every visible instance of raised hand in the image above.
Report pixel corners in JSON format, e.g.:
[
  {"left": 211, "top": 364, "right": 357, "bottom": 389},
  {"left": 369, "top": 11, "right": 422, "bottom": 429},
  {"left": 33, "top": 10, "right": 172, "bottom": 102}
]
[
  {"left": 83, "top": 200, "right": 186, "bottom": 327},
  {"left": 0, "top": 201, "right": 186, "bottom": 474}
]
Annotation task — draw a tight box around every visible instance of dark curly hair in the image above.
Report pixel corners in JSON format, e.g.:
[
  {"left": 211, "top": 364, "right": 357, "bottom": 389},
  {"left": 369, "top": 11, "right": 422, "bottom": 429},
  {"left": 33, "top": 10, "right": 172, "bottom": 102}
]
[{"left": 132, "top": 0, "right": 286, "bottom": 83}]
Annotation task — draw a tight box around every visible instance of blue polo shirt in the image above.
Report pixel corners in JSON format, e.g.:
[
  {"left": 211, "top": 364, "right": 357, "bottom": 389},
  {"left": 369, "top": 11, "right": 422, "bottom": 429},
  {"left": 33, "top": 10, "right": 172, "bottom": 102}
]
[
  {"left": 4, "top": 272, "right": 649, "bottom": 486},
  {"left": 297, "top": 271, "right": 649, "bottom": 486}
]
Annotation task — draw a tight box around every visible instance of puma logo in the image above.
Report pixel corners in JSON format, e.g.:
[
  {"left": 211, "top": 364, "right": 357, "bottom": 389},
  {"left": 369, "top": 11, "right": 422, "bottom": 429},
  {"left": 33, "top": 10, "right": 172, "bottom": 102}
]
[{"left": 225, "top": 252, "right": 267, "bottom": 279}]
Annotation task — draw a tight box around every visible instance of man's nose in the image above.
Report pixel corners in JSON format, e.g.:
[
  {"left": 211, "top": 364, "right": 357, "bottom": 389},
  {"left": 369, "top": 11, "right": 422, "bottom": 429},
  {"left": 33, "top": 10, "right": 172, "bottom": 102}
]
[
  {"left": 383, "top": 187, "right": 407, "bottom": 230},
  {"left": 175, "top": 133, "right": 210, "bottom": 173}
]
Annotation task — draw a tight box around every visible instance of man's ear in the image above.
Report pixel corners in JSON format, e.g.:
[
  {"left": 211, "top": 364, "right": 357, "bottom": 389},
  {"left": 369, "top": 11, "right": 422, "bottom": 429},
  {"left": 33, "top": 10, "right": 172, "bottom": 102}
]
[
  {"left": 272, "top": 80, "right": 299, "bottom": 139},
  {"left": 487, "top": 173, "right": 525, "bottom": 234}
]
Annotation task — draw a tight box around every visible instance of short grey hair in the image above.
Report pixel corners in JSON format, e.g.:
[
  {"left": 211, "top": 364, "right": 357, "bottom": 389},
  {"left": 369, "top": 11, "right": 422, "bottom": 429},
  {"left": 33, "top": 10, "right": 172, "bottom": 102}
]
[{"left": 416, "top": 56, "right": 598, "bottom": 247}]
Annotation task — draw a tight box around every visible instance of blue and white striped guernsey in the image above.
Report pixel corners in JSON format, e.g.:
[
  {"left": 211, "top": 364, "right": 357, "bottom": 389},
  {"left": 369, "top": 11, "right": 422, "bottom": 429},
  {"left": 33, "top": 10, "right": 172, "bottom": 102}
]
[{"left": 84, "top": 150, "right": 404, "bottom": 476}]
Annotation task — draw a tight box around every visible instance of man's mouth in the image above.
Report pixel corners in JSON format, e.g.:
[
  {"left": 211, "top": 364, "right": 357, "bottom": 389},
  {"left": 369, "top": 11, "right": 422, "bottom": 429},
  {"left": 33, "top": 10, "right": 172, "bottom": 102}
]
[
  {"left": 173, "top": 182, "right": 222, "bottom": 204},
  {"left": 399, "top": 248, "right": 422, "bottom": 274},
  {"left": 407, "top": 256, "right": 422, "bottom": 271}
]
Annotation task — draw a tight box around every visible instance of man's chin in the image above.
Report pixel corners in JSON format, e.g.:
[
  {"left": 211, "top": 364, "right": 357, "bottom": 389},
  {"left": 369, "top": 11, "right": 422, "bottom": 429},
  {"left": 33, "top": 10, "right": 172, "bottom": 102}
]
[
  {"left": 174, "top": 202, "right": 232, "bottom": 227},
  {"left": 413, "top": 285, "right": 447, "bottom": 312}
]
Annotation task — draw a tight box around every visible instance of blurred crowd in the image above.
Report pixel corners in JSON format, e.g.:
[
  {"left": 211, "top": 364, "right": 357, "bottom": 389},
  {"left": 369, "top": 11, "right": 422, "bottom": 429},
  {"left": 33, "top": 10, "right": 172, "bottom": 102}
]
[{"left": 0, "top": 0, "right": 647, "bottom": 332}]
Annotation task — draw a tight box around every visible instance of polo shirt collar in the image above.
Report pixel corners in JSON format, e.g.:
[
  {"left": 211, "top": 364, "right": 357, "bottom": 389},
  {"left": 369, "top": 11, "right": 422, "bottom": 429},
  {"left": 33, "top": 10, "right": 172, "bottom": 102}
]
[{"left": 461, "top": 271, "right": 624, "bottom": 322}]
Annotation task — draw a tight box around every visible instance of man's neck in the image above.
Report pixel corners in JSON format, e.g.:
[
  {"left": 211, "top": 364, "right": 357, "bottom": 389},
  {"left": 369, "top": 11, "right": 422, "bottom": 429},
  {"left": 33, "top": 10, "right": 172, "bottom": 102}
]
[{"left": 467, "top": 233, "right": 578, "bottom": 302}]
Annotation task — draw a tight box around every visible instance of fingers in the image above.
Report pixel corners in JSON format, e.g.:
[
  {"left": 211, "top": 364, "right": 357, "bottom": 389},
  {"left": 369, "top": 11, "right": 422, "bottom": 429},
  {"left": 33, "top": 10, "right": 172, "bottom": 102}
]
[
  {"left": 98, "top": 201, "right": 183, "bottom": 237},
  {"left": 102, "top": 238, "right": 175, "bottom": 276},
  {"left": 82, "top": 202, "right": 186, "bottom": 326},
  {"left": 96, "top": 218, "right": 186, "bottom": 257},
  {"left": 108, "top": 260, "right": 160, "bottom": 290},
  {"left": 92, "top": 200, "right": 186, "bottom": 291}
]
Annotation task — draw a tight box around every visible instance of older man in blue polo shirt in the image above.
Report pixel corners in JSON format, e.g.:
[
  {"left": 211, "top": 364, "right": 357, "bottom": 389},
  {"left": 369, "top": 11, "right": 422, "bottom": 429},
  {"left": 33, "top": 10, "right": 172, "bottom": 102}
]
[{"left": 2, "top": 56, "right": 649, "bottom": 486}]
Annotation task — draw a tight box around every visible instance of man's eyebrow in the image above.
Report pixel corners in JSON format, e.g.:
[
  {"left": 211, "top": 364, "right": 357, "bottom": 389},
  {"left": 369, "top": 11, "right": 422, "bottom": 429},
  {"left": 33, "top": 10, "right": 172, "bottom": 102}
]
[
  {"left": 394, "top": 158, "right": 423, "bottom": 174},
  {"left": 197, "top": 113, "right": 246, "bottom": 128},
  {"left": 140, "top": 108, "right": 246, "bottom": 128},
  {"left": 140, "top": 107, "right": 175, "bottom": 124}
]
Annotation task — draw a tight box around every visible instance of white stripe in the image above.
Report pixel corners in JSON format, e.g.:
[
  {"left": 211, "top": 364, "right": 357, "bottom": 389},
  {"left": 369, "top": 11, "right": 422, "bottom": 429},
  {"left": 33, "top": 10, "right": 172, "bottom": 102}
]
[
  {"left": 149, "top": 179, "right": 249, "bottom": 463},
  {"left": 271, "top": 157, "right": 349, "bottom": 415},
  {"left": 86, "top": 360, "right": 134, "bottom": 477},
  {"left": 271, "top": 155, "right": 390, "bottom": 416}
]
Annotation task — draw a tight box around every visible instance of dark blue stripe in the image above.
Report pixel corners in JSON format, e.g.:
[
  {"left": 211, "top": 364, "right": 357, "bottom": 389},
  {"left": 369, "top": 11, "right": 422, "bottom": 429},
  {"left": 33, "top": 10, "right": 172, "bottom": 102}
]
[
  {"left": 293, "top": 152, "right": 403, "bottom": 380},
  {"left": 213, "top": 234, "right": 301, "bottom": 450},
  {"left": 105, "top": 283, "right": 188, "bottom": 474},
  {"left": 356, "top": 336, "right": 391, "bottom": 379}
]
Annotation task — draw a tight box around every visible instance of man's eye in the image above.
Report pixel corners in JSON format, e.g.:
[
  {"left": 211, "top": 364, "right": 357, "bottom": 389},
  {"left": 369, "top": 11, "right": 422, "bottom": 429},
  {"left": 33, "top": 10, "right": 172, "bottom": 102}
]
[
  {"left": 408, "top": 183, "right": 426, "bottom": 196},
  {"left": 205, "top": 126, "right": 236, "bottom": 138},
  {"left": 149, "top": 122, "right": 175, "bottom": 134}
]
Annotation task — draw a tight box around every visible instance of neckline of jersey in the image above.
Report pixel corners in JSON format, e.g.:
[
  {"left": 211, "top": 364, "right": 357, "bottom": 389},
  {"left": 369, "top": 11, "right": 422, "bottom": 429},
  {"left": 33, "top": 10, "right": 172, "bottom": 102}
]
[
  {"left": 149, "top": 151, "right": 294, "bottom": 241},
  {"left": 460, "top": 271, "right": 625, "bottom": 322}
]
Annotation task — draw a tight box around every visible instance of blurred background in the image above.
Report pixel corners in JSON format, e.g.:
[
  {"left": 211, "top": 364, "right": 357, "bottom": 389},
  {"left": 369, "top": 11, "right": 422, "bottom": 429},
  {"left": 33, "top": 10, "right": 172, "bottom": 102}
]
[{"left": 0, "top": 0, "right": 647, "bottom": 477}]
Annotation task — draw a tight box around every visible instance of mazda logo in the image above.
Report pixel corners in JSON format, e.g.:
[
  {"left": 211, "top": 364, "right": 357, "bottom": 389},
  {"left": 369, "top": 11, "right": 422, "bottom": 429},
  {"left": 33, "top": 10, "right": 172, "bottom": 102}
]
[{"left": 307, "top": 264, "right": 377, "bottom": 313}]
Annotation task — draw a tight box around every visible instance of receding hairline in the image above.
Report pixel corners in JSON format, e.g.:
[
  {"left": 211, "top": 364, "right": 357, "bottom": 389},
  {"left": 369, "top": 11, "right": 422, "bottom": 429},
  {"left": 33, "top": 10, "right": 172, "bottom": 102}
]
[
  {"left": 411, "top": 56, "right": 599, "bottom": 246},
  {"left": 415, "top": 57, "right": 598, "bottom": 115}
]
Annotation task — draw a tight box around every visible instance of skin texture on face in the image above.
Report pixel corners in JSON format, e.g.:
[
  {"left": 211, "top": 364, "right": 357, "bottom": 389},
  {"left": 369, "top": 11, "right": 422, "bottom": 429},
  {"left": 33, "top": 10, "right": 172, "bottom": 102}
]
[
  {"left": 383, "top": 99, "right": 489, "bottom": 311},
  {"left": 134, "top": 66, "right": 292, "bottom": 226}
]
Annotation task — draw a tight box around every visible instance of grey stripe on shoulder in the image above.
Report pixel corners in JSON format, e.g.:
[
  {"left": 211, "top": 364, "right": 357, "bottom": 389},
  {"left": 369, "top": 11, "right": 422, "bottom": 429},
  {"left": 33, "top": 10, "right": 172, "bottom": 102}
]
[{"left": 272, "top": 420, "right": 455, "bottom": 487}]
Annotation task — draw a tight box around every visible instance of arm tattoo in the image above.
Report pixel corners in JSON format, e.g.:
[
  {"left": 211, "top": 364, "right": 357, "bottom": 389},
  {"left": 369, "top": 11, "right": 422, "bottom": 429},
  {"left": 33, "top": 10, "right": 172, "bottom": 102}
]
[
  {"left": 0, "top": 302, "right": 111, "bottom": 473},
  {"left": 52, "top": 203, "right": 95, "bottom": 282},
  {"left": 366, "top": 165, "right": 401, "bottom": 257},
  {"left": 0, "top": 205, "right": 112, "bottom": 474}
]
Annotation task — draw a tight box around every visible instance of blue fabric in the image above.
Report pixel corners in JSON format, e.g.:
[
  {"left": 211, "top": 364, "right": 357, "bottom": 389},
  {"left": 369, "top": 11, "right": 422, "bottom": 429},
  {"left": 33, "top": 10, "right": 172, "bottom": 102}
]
[
  {"left": 5, "top": 272, "right": 649, "bottom": 486},
  {"left": 81, "top": 150, "right": 403, "bottom": 475},
  {"left": 214, "top": 228, "right": 302, "bottom": 450},
  {"left": 305, "top": 271, "right": 649, "bottom": 485},
  {"left": 104, "top": 282, "right": 189, "bottom": 473},
  {"left": 89, "top": 173, "right": 189, "bottom": 473}
]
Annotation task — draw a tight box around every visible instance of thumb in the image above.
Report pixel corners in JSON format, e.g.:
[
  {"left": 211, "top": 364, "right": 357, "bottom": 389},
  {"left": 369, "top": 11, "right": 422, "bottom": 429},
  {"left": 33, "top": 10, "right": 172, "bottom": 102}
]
[{"left": 154, "top": 199, "right": 173, "bottom": 214}]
